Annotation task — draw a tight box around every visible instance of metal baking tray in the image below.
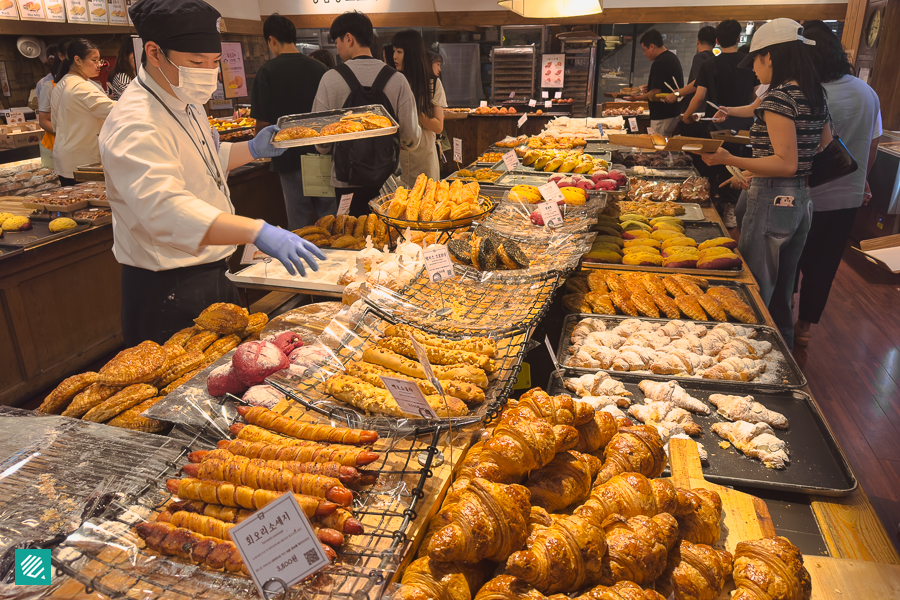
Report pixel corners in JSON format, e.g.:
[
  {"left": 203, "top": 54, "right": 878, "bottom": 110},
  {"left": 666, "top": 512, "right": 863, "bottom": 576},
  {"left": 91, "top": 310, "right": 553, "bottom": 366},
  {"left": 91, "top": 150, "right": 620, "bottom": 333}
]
[
  {"left": 494, "top": 171, "right": 553, "bottom": 187},
  {"left": 30, "top": 212, "right": 110, "bottom": 226},
  {"left": 629, "top": 167, "right": 698, "bottom": 178},
  {"left": 1, "top": 219, "right": 90, "bottom": 248},
  {"left": 546, "top": 372, "right": 856, "bottom": 496},
  {"left": 21, "top": 199, "right": 90, "bottom": 213},
  {"left": 583, "top": 221, "right": 744, "bottom": 278},
  {"left": 274, "top": 104, "right": 399, "bottom": 149},
  {"left": 446, "top": 169, "right": 503, "bottom": 184},
  {"left": 556, "top": 313, "right": 807, "bottom": 390},
  {"left": 493, "top": 154, "right": 612, "bottom": 175},
  {"left": 0, "top": 243, "right": 23, "bottom": 261},
  {"left": 566, "top": 274, "right": 766, "bottom": 324}
]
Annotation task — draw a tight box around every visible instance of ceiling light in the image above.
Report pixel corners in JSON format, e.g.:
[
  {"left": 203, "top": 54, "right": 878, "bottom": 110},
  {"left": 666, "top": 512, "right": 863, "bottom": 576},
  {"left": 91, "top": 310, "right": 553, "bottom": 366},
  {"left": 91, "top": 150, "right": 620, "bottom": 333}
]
[{"left": 498, "top": 0, "right": 602, "bottom": 18}]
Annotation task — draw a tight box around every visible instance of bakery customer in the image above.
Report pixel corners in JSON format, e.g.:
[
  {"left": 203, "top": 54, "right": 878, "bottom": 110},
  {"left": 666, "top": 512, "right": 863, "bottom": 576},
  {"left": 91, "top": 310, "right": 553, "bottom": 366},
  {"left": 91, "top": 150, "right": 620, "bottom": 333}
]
[
  {"left": 50, "top": 39, "right": 116, "bottom": 186},
  {"left": 310, "top": 49, "right": 335, "bottom": 70},
  {"left": 251, "top": 13, "right": 331, "bottom": 230},
  {"left": 392, "top": 29, "right": 445, "bottom": 186},
  {"left": 666, "top": 25, "right": 716, "bottom": 114},
  {"left": 36, "top": 43, "right": 61, "bottom": 170},
  {"left": 792, "top": 21, "right": 882, "bottom": 346},
  {"left": 626, "top": 29, "right": 684, "bottom": 138},
  {"left": 312, "top": 11, "right": 421, "bottom": 216},
  {"left": 99, "top": 0, "right": 325, "bottom": 347},
  {"left": 107, "top": 37, "right": 136, "bottom": 100}
]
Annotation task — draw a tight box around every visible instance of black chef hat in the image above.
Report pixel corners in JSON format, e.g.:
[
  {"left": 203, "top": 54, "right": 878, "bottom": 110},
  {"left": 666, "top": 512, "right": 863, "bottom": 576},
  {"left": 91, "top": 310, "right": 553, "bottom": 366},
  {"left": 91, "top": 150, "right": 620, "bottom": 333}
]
[{"left": 129, "top": 0, "right": 222, "bottom": 54}]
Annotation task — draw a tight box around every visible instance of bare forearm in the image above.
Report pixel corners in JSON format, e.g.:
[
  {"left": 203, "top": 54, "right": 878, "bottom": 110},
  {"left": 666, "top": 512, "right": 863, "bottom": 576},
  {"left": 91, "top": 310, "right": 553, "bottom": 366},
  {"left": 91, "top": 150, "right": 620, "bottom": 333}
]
[
  {"left": 419, "top": 113, "right": 442, "bottom": 135},
  {"left": 727, "top": 154, "right": 798, "bottom": 178},
  {"left": 727, "top": 97, "right": 763, "bottom": 118},
  {"left": 679, "top": 81, "right": 697, "bottom": 96},
  {"left": 684, "top": 90, "right": 705, "bottom": 119},
  {"left": 867, "top": 137, "right": 880, "bottom": 175},
  {"left": 227, "top": 142, "right": 254, "bottom": 170},
  {"left": 632, "top": 88, "right": 660, "bottom": 102},
  {"left": 200, "top": 213, "right": 264, "bottom": 246},
  {"left": 39, "top": 112, "right": 53, "bottom": 134}
]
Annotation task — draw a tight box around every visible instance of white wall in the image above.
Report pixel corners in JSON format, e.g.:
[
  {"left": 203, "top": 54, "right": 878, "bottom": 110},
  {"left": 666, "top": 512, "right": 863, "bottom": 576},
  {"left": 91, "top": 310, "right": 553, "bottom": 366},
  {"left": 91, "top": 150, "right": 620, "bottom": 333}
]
[{"left": 206, "top": 0, "right": 262, "bottom": 21}]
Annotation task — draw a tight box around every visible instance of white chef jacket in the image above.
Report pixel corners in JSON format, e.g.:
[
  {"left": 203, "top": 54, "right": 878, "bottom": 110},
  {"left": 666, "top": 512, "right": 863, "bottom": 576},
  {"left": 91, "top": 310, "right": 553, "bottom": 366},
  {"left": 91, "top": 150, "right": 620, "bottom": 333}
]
[
  {"left": 50, "top": 73, "right": 116, "bottom": 178},
  {"left": 99, "top": 67, "right": 236, "bottom": 271}
]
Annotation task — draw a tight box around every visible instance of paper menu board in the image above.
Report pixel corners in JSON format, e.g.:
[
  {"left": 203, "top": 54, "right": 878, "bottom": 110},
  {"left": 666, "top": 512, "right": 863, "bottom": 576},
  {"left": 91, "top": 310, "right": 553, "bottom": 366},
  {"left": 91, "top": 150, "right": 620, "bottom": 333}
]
[
  {"left": 87, "top": 0, "right": 107, "bottom": 23},
  {"left": 65, "top": 0, "right": 88, "bottom": 22},
  {"left": 107, "top": 0, "right": 126, "bottom": 24},
  {"left": 0, "top": 0, "right": 19, "bottom": 20},
  {"left": 541, "top": 53, "right": 565, "bottom": 89},
  {"left": 45, "top": 0, "right": 64, "bottom": 20},
  {"left": 16, "top": 0, "right": 46, "bottom": 20},
  {"left": 221, "top": 42, "right": 248, "bottom": 99}
]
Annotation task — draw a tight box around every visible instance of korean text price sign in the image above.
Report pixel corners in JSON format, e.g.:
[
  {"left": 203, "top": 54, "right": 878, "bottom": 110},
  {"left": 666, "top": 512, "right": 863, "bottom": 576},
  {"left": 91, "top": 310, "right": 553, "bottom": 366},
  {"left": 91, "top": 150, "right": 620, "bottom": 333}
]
[{"left": 231, "top": 493, "right": 330, "bottom": 599}]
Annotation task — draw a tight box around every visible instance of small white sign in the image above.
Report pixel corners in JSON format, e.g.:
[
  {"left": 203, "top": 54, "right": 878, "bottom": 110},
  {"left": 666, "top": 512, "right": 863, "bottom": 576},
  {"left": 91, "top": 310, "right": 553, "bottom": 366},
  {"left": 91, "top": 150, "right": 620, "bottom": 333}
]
[
  {"left": 517, "top": 114, "right": 528, "bottom": 128},
  {"left": 7, "top": 111, "right": 25, "bottom": 125},
  {"left": 555, "top": 91, "right": 562, "bottom": 99},
  {"left": 537, "top": 201, "right": 563, "bottom": 227},
  {"left": 509, "top": 91, "right": 515, "bottom": 98},
  {"left": 423, "top": 244, "right": 454, "bottom": 282},
  {"left": 502, "top": 150, "right": 519, "bottom": 171},
  {"left": 544, "top": 100, "right": 553, "bottom": 109},
  {"left": 452, "top": 138, "right": 462, "bottom": 163},
  {"left": 542, "top": 91, "right": 549, "bottom": 99},
  {"left": 381, "top": 376, "right": 438, "bottom": 418},
  {"left": 538, "top": 181, "right": 565, "bottom": 203},
  {"left": 646, "top": 126, "right": 656, "bottom": 136},
  {"left": 629, "top": 117, "right": 639, "bottom": 132},
  {"left": 241, "top": 243, "right": 267, "bottom": 264},
  {"left": 337, "top": 194, "right": 353, "bottom": 216},
  {"left": 528, "top": 99, "right": 536, "bottom": 108},
  {"left": 230, "top": 493, "right": 330, "bottom": 600},
  {"left": 479, "top": 100, "right": 488, "bottom": 108}
]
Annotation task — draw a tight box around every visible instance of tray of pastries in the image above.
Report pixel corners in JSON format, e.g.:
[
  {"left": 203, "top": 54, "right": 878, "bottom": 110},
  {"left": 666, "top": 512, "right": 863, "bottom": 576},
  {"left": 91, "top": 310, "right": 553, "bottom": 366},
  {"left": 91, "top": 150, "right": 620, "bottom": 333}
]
[
  {"left": 369, "top": 176, "right": 495, "bottom": 232},
  {"left": 273, "top": 104, "right": 399, "bottom": 148}
]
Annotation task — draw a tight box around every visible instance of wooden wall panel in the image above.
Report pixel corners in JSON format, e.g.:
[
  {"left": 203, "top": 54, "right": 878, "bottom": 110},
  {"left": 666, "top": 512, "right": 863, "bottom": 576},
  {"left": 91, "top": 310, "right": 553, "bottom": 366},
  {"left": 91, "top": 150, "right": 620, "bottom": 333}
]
[
  {"left": 842, "top": 0, "right": 869, "bottom": 64},
  {"left": 870, "top": 0, "right": 900, "bottom": 130}
]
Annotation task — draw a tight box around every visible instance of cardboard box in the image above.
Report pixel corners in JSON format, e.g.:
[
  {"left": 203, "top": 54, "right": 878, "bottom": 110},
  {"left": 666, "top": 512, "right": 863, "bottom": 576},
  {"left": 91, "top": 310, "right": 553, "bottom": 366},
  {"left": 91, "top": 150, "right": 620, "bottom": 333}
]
[
  {"left": 0, "top": 123, "right": 44, "bottom": 149},
  {"left": 855, "top": 234, "right": 900, "bottom": 274},
  {"left": 606, "top": 133, "right": 722, "bottom": 153}
]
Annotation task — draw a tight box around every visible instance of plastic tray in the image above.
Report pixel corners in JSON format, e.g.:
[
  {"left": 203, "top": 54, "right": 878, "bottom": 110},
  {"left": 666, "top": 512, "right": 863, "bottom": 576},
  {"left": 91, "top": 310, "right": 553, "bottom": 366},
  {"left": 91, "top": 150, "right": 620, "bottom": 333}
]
[
  {"left": 274, "top": 104, "right": 399, "bottom": 149},
  {"left": 546, "top": 373, "right": 856, "bottom": 496},
  {"left": 557, "top": 313, "right": 807, "bottom": 390}
]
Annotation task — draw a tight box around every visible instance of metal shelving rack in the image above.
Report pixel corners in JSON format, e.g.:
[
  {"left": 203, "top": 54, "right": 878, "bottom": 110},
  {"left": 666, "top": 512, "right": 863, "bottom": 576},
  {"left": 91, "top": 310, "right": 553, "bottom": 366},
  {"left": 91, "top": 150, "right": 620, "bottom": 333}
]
[
  {"left": 560, "top": 36, "right": 599, "bottom": 118},
  {"left": 491, "top": 46, "right": 538, "bottom": 105}
]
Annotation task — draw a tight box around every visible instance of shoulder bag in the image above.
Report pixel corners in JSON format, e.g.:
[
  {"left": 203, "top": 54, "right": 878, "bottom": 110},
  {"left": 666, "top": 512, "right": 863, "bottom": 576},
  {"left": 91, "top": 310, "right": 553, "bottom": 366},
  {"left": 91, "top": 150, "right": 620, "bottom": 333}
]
[{"left": 809, "top": 101, "right": 858, "bottom": 188}]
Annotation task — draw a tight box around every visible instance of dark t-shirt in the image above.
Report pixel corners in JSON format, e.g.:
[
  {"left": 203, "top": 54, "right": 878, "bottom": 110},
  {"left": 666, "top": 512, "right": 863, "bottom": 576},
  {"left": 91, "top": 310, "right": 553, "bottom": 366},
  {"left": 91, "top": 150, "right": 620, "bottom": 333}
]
[
  {"left": 647, "top": 50, "right": 684, "bottom": 120},
  {"left": 682, "top": 49, "right": 714, "bottom": 108},
  {"left": 695, "top": 52, "right": 759, "bottom": 116},
  {"left": 250, "top": 53, "right": 328, "bottom": 172}
]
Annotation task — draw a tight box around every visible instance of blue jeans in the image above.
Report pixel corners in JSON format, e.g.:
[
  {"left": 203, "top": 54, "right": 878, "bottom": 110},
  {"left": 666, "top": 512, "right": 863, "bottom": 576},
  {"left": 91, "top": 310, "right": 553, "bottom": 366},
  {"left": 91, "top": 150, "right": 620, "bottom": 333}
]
[
  {"left": 278, "top": 169, "right": 337, "bottom": 230},
  {"left": 737, "top": 177, "right": 813, "bottom": 350}
]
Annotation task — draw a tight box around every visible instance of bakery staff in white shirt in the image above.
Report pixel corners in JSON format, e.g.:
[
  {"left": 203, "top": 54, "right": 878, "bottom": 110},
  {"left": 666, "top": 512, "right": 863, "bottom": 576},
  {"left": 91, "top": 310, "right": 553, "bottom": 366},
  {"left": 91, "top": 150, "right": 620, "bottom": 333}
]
[{"left": 99, "top": 0, "right": 325, "bottom": 347}]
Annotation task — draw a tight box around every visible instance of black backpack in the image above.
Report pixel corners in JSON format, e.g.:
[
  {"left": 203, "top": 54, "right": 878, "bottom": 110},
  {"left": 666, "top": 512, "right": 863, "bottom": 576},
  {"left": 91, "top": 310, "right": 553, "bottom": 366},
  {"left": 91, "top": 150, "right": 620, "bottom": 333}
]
[{"left": 332, "top": 63, "right": 401, "bottom": 188}]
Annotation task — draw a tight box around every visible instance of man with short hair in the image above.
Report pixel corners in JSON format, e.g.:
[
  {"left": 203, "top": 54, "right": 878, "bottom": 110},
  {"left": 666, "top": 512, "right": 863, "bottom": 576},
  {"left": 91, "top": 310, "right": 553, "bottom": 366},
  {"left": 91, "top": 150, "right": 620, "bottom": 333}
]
[
  {"left": 626, "top": 29, "right": 683, "bottom": 138},
  {"left": 666, "top": 26, "right": 716, "bottom": 118},
  {"left": 312, "top": 11, "right": 421, "bottom": 216},
  {"left": 251, "top": 13, "right": 330, "bottom": 230}
]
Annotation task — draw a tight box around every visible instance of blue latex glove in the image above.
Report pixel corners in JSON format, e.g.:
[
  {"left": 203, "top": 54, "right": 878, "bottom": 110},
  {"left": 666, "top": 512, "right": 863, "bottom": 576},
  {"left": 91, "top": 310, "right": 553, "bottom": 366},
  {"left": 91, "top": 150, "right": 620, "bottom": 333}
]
[
  {"left": 254, "top": 223, "right": 326, "bottom": 276},
  {"left": 248, "top": 124, "right": 286, "bottom": 159}
]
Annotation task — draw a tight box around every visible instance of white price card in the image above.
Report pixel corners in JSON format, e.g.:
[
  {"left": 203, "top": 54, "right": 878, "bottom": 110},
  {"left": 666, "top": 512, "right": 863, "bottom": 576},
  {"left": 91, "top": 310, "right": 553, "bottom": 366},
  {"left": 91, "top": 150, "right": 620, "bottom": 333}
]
[
  {"left": 381, "top": 376, "right": 438, "bottom": 418},
  {"left": 629, "top": 117, "right": 639, "bottom": 132},
  {"left": 538, "top": 181, "right": 565, "bottom": 203},
  {"left": 337, "top": 194, "right": 353, "bottom": 216},
  {"left": 423, "top": 244, "right": 455, "bottom": 282},
  {"left": 517, "top": 114, "right": 528, "bottom": 128},
  {"left": 646, "top": 126, "right": 656, "bottom": 136},
  {"left": 231, "top": 492, "right": 330, "bottom": 600},
  {"left": 452, "top": 138, "right": 462, "bottom": 163},
  {"left": 537, "top": 201, "right": 563, "bottom": 227},
  {"left": 241, "top": 243, "right": 268, "bottom": 264},
  {"left": 542, "top": 91, "right": 549, "bottom": 99},
  {"left": 544, "top": 100, "right": 553, "bottom": 109},
  {"left": 528, "top": 99, "right": 537, "bottom": 108},
  {"left": 479, "top": 100, "right": 488, "bottom": 108},
  {"left": 555, "top": 91, "right": 562, "bottom": 99},
  {"left": 502, "top": 150, "right": 520, "bottom": 171},
  {"left": 7, "top": 111, "right": 25, "bottom": 125},
  {"left": 509, "top": 91, "right": 516, "bottom": 98}
]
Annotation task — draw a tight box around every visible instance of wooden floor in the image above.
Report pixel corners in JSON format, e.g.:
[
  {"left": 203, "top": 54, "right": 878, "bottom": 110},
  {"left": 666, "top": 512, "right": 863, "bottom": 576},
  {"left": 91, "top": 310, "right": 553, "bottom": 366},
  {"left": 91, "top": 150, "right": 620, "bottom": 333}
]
[{"left": 793, "top": 243, "right": 900, "bottom": 554}]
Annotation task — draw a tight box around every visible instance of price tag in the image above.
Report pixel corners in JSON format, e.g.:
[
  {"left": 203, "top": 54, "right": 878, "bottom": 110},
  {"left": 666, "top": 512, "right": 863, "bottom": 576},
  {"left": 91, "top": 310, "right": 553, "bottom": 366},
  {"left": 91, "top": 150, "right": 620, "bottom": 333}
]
[
  {"left": 241, "top": 243, "right": 268, "bottom": 265},
  {"left": 7, "top": 111, "right": 25, "bottom": 125},
  {"left": 629, "top": 117, "right": 639, "bottom": 132},
  {"left": 544, "top": 334, "right": 561, "bottom": 369},
  {"left": 502, "top": 150, "right": 520, "bottom": 171},
  {"left": 479, "top": 100, "right": 488, "bottom": 108},
  {"left": 452, "top": 138, "right": 462, "bottom": 163},
  {"left": 381, "top": 376, "right": 438, "bottom": 418},
  {"left": 544, "top": 100, "right": 553, "bottom": 109},
  {"left": 407, "top": 335, "right": 440, "bottom": 390},
  {"left": 337, "top": 194, "right": 353, "bottom": 216},
  {"left": 537, "top": 201, "right": 563, "bottom": 227},
  {"left": 646, "top": 126, "right": 656, "bottom": 136},
  {"left": 423, "top": 244, "right": 454, "bottom": 282},
  {"left": 538, "top": 181, "right": 565, "bottom": 203},
  {"left": 231, "top": 493, "right": 330, "bottom": 600},
  {"left": 598, "top": 123, "right": 604, "bottom": 137},
  {"left": 528, "top": 99, "right": 536, "bottom": 108},
  {"left": 555, "top": 91, "right": 562, "bottom": 99},
  {"left": 542, "top": 91, "right": 549, "bottom": 99},
  {"left": 509, "top": 91, "right": 516, "bottom": 98},
  {"left": 517, "top": 114, "right": 528, "bottom": 129}
]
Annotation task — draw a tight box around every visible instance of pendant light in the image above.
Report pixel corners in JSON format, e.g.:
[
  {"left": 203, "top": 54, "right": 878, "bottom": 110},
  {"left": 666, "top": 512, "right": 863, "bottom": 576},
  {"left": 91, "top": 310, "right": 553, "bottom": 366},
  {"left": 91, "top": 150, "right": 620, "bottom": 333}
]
[{"left": 497, "top": 0, "right": 602, "bottom": 18}]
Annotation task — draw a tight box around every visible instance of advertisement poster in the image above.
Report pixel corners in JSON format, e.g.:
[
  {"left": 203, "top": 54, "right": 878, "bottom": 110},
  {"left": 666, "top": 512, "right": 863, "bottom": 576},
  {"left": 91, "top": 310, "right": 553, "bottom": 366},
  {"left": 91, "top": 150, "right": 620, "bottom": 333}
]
[
  {"left": 0, "top": 63, "right": 11, "bottom": 97},
  {"left": 541, "top": 53, "right": 565, "bottom": 89},
  {"left": 220, "top": 42, "right": 247, "bottom": 99},
  {"left": 65, "top": 0, "right": 88, "bottom": 22},
  {"left": 0, "top": 0, "right": 19, "bottom": 20},
  {"left": 15, "top": 0, "right": 46, "bottom": 20},
  {"left": 107, "top": 0, "right": 126, "bottom": 24},
  {"left": 125, "top": 0, "right": 133, "bottom": 23},
  {"left": 45, "top": 0, "right": 64, "bottom": 20},
  {"left": 87, "top": 0, "right": 107, "bottom": 23}
]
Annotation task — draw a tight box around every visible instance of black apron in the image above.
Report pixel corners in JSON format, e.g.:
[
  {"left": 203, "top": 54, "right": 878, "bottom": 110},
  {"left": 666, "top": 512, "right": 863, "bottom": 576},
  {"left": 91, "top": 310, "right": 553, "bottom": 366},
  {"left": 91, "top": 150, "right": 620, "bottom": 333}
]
[{"left": 120, "top": 259, "right": 240, "bottom": 347}]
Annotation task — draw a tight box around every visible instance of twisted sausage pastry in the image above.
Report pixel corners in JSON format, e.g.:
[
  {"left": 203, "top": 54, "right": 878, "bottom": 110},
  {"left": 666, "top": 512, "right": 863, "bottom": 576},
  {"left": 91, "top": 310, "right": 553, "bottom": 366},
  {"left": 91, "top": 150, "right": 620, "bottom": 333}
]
[{"left": 236, "top": 405, "right": 378, "bottom": 445}]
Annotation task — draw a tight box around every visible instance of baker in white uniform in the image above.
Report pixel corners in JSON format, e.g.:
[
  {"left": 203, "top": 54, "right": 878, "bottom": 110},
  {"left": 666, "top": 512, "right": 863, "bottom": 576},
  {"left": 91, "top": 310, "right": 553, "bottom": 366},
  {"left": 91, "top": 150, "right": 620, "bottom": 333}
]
[{"left": 100, "top": 0, "right": 324, "bottom": 346}]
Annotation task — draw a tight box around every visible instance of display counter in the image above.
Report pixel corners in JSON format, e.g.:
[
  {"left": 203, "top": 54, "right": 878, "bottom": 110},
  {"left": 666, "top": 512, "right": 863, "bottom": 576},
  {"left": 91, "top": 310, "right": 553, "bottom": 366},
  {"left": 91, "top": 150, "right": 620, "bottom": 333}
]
[{"left": 442, "top": 113, "right": 557, "bottom": 173}]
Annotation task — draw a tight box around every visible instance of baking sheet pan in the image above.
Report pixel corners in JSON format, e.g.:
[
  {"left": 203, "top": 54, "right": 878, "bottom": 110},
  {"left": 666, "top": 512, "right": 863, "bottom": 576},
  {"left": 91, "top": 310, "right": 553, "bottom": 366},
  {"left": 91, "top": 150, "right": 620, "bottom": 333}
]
[
  {"left": 1, "top": 219, "right": 90, "bottom": 248},
  {"left": 546, "top": 372, "right": 856, "bottom": 496},
  {"left": 274, "top": 104, "right": 399, "bottom": 149},
  {"left": 226, "top": 247, "right": 371, "bottom": 295},
  {"left": 556, "top": 313, "right": 807, "bottom": 390},
  {"left": 0, "top": 243, "right": 24, "bottom": 261}
]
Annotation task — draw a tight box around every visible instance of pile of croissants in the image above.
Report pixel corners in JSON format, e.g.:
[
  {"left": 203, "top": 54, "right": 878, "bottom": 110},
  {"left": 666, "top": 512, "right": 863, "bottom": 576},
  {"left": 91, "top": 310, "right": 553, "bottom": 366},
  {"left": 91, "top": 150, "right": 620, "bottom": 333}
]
[{"left": 395, "top": 387, "right": 812, "bottom": 600}]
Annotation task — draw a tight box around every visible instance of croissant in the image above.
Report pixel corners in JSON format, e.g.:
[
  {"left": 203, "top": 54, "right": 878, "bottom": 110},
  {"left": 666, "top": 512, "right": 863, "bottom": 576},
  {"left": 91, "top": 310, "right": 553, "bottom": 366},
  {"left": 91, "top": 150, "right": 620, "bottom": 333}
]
[
  {"left": 574, "top": 581, "right": 666, "bottom": 600},
  {"left": 525, "top": 450, "right": 602, "bottom": 512},
  {"left": 166, "top": 478, "right": 337, "bottom": 516},
  {"left": 578, "top": 472, "right": 694, "bottom": 524},
  {"left": 708, "top": 394, "right": 788, "bottom": 429},
  {"left": 217, "top": 439, "right": 380, "bottom": 467},
  {"left": 638, "top": 380, "right": 709, "bottom": 414},
  {"left": 394, "top": 556, "right": 493, "bottom": 600},
  {"left": 427, "top": 478, "right": 531, "bottom": 563},
  {"left": 596, "top": 425, "right": 667, "bottom": 484},
  {"left": 506, "top": 507, "right": 608, "bottom": 593},
  {"left": 676, "top": 488, "right": 723, "bottom": 545},
  {"left": 656, "top": 540, "right": 733, "bottom": 600},
  {"left": 236, "top": 406, "right": 378, "bottom": 445},
  {"left": 598, "top": 513, "right": 679, "bottom": 586},
  {"left": 575, "top": 410, "right": 619, "bottom": 453},
  {"left": 627, "top": 402, "right": 702, "bottom": 436},
  {"left": 135, "top": 521, "right": 248, "bottom": 575},
  {"left": 473, "top": 575, "right": 549, "bottom": 600},
  {"left": 508, "top": 387, "right": 595, "bottom": 426},
  {"left": 732, "top": 537, "right": 811, "bottom": 600},
  {"left": 383, "top": 323, "right": 497, "bottom": 357},
  {"left": 180, "top": 457, "right": 353, "bottom": 505},
  {"left": 701, "top": 357, "right": 766, "bottom": 382}
]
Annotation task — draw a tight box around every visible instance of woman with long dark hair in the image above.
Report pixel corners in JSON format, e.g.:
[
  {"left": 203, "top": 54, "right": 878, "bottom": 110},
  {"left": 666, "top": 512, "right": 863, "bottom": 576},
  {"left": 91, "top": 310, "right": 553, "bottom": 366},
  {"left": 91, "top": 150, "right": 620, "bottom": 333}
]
[
  {"left": 50, "top": 38, "right": 116, "bottom": 185},
  {"left": 791, "top": 21, "right": 881, "bottom": 346},
  {"left": 698, "top": 19, "right": 830, "bottom": 349},
  {"left": 107, "top": 37, "right": 136, "bottom": 100},
  {"left": 392, "top": 30, "right": 445, "bottom": 186}
]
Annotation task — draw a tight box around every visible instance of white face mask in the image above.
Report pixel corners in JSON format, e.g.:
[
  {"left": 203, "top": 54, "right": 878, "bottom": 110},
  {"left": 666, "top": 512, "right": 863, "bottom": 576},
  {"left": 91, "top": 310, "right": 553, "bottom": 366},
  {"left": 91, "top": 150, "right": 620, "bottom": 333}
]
[{"left": 160, "top": 53, "right": 219, "bottom": 105}]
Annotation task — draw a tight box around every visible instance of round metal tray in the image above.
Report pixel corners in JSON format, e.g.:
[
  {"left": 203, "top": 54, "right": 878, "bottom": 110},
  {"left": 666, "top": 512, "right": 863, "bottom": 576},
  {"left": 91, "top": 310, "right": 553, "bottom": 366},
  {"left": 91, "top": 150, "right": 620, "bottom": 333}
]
[{"left": 370, "top": 193, "right": 497, "bottom": 232}]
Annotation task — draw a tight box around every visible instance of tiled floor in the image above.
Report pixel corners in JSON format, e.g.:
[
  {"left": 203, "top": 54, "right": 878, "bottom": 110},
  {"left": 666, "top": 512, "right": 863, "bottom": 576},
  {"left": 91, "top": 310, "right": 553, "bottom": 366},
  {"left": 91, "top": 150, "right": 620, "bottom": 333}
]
[{"left": 793, "top": 243, "right": 900, "bottom": 555}]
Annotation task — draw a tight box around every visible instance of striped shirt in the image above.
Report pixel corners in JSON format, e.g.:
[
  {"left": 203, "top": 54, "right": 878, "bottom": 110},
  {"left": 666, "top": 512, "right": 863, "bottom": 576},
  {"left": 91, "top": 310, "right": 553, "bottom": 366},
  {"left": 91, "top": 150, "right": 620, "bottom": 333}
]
[
  {"left": 108, "top": 72, "right": 132, "bottom": 101},
  {"left": 750, "top": 82, "right": 827, "bottom": 177}
]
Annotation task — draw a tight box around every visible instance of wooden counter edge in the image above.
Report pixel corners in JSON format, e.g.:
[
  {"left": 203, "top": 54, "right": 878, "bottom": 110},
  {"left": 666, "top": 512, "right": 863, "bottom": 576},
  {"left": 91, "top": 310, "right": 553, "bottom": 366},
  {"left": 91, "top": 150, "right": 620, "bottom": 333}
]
[{"left": 811, "top": 484, "right": 900, "bottom": 564}]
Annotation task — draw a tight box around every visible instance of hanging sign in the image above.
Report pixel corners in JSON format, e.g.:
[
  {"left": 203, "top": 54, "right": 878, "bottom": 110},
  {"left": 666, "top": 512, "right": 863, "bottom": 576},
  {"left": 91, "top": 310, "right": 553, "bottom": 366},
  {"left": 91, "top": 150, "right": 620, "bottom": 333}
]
[{"left": 221, "top": 41, "right": 248, "bottom": 99}]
